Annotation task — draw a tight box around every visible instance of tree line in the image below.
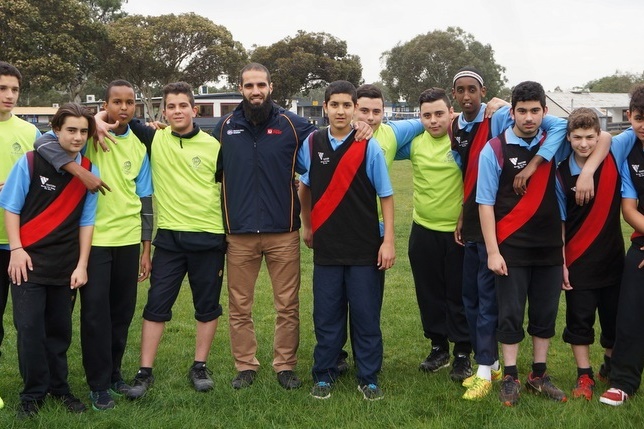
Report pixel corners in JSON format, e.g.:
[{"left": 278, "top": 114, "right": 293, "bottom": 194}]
[{"left": 1, "top": 0, "right": 642, "bottom": 119}]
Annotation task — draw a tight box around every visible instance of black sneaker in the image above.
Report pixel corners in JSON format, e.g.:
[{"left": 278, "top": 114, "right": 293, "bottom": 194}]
[
  {"left": 499, "top": 375, "right": 521, "bottom": 407},
  {"left": 419, "top": 347, "right": 450, "bottom": 372},
  {"left": 89, "top": 390, "right": 115, "bottom": 410},
  {"left": 51, "top": 393, "right": 87, "bottom": 413},
  {"left": 231, "top": 369, "right": 256, "bottom": 389},
  {"left": 336, "top": 350, "right": 350, "bottom": 376},
  {"left": 109, "top": 379, "right": 131, "bottom": 397},
  {"left": 189, "top": 363, "right": 214, "bottom": 392},
  {"left": 125, "top": 370, "right": 154, "bottom": 400},
  {"left": 277, "top": 370, "right": 302, "bottom": 390},
  {"left": 525, "top": 372, "right": 567, "bottom": 402},
  {"left": 17, "top": 400, "right": 43, "bottom": 419},
  {"left": 449, "top": 354, "right": 473, "bottom": 382}
]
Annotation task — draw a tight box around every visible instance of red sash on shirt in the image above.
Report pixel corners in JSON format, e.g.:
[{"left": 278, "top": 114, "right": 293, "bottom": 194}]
[
  {"left": 311, "top": 139, "right": 367, "bottom": 233},
  {"left": 463, "top": 118, "right": 491, "bottom": 202},
  {"left": 565, "top": 155, "right": 619, "bottom": 265},
  {"left": 20, "top": 156, "right": 91, "bottom": 247}
]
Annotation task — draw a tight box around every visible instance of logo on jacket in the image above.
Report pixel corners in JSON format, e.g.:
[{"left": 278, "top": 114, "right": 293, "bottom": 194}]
[
  {"left": 509, "top": 157, "right": 527, "bottom": 169},
  {"left": 632, "top": 164, "right": 644, "bottom": 178},
  {"left": 39, "top": 176, "right": 56, "bottom": 191},
  {"left": 266, "top": 129, "right": 282, "bottom": 135},
  {"left": 317, "top": 152, "right": 330, "bottom": 165},
  {"left": 227, "top": 129, "right": 243, "bottom": 135}
]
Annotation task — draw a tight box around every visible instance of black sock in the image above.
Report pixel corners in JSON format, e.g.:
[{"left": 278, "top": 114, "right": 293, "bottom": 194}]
[
  {"left": 193, "top": 361, "right": 206, "bottom": 368},
  {"left": 504, "top": 365, "right": 519, "bottom": 380},
  {"left": 532, "top": 362, "right": 547, "bottom": 378},
  {"left": 604, "top": 355, "right": 612, "bottom": 372},
  {"left": 577, "top": 367, "right": 594, "bottom": 379},
  {"left": 138, "top": 367, "right": 153, "bottom": 377}
]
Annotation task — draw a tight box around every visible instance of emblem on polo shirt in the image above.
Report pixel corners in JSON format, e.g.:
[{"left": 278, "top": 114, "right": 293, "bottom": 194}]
[{"left": 192, "top": 156, "right": 202, "bottom": 169}]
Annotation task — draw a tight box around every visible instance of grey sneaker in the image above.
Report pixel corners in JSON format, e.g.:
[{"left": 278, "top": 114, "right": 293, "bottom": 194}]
[
  {"left": 358, "top": 384, "right": 384, "bottom": 401},
  {"left": 311, "top": 381, "right": 332, "bottom": 399},
  {"left": 125, "top": 370, "right": 154, "bottom": 400},
  {"left": 231, "top": 370, "right": 256, "bottom": 389},
  {"left": 525, "top": 372, "right": 567, "bottom": 402},
  {"left": 419, "top": 347, "right": 450, "bottom": 372},
  {"left": 449, "top": 354, "right": 473, "bottom": 382},
  {"left": 109, "top": 380, "right": 131, "bottom": 397},
  {"left": 277, "top": 370, "right": 302, "bottom": 390},
  {"left": 89, "top": 390, "right": 115, "bottom": 411},
  {"left": 189, "top": 363, "right": 214, "bottom": 392}
]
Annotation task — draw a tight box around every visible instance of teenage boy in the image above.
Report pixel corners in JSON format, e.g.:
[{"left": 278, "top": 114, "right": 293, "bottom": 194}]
[
  {"left": 557, "top": 108, "right": 630, "bottom": 401},
  {"left": 333, "top": 84, "right": 423, "bottom": 372},
  {"left": 119, "top": 82, "right": 226, "bottom": 398},
  {"left": 600, "top": 84, "right": 644, "bottom": 406},
  {"left": 0, "top": 61, "right": 41, "bottom": 358},
  {"left": 0, "top": 103, "right": 99, "bottom": 418},
  {"left": 450, "top": 67, "right": 576, "bottom": 400},
  {"left": 298, "top": 80, "right": 395, "bottom": 401},
  {"left": 477, "top": 81, "right": 571, "bottom": 407},
  {"left": 395, "top": 88, "right": 471, "bottom": 381},
  {"left": 34, "top": 80, "right": 153, "bottom": 410}
]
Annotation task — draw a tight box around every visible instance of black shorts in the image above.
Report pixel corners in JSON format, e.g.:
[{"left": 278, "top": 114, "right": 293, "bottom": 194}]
[
  {"left": 143, "top": 230, "right": 226, "bottom": 323},
  {"left": 563, "top": 286, "right": 619, "bottom": 347}
]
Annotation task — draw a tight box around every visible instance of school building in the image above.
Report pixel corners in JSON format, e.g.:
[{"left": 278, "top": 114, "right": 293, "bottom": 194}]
[{"left": 546, "top": 90, "right": 631, "bottom": 132}]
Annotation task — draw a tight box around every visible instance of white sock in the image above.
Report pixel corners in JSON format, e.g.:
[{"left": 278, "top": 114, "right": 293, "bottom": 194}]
[
  {"left": 477, "top": 365, "right": 492, "bottom": 381},
  {"left": 492, "top": 360, "right": 500, "bottom": 371}
]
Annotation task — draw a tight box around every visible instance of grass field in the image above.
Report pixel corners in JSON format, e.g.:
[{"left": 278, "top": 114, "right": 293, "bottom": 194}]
[{"left": 1, "top": 161, "right": 643, "bottom": 428}]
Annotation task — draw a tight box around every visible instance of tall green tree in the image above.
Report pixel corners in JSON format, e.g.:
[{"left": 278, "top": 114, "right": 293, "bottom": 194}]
[
  {"left": 250, "top": 31, "right": 362, "bottom": 108},
  {"left": 98, "top": 13, "right": 248, "bottom": 120},
  {"left": 586, "top": 71, "right": 644, "bottom": 93},
  {"left": 380, "top": 27, "right": 507, "bottom": 103},
  {"left": 0, "top": 0, "right": 106, "bottom": 103},
  {"left": 81, "top": 0, "right": 127, "bottom": 23}
]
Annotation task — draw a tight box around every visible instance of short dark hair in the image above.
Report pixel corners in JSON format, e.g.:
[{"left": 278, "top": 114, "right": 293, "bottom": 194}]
[
  {"left": 324, "top": 80, "right": 357, "bottom": 104},
  {"left": 452, "top": 66, "right": 485, "bottom": 88},
  {"left": 51, "top": 103, "right": 96, "bottom": 139},
  {"left": 105, "top": 79, "right": 135, "bottom": 102},
  {"left": 567, "top": 108, "right": 600, "bottom": 134},
  {"left": 239, "top": 63, "right": 271, "bottom": 85},
  {"left": 163, "top": 82, "right": 194, "bottom": 107},
  {"left": 356, "top": 84, "right": 384, "bottom": 103},
  {"left": 0, "top": 61, "right": 22, "bottom": 86},
  {"left": 629, "top": 84, "right": 644, "bottom": 114},
  {"left": 511, "top": 81, "right": 546, "bottom": 109},
  {"left": 418, "top": 87, "right": 451, "bottom": 108}
]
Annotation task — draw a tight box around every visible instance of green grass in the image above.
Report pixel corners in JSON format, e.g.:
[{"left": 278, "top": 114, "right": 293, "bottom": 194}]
[{"left": 1, "top": 161, "right": 644, "bottom": 428}]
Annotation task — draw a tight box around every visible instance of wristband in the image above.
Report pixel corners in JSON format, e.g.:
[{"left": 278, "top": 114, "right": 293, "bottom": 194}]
[{"left": 10, "top": 247, "right": 23, "bottom": 252}]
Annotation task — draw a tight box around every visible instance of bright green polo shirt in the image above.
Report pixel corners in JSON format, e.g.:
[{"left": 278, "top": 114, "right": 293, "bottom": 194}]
[
  {"left": 410, "top": 132, "right": 463, "bottom": 232},
  {"left": 85, "top": 132, "right": 150, "bottom": 246},
  {"left": 0, "top": 115, "right": 40, "bottom": 244},
  {"left": 151, "top": 127, "right": 224, "bottom": 234}
]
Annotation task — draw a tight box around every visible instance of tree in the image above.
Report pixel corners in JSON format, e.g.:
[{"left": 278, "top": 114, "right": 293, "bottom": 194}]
[
  {"left": 98, "top": 13, "right": 247, "bottom": 120},
  {"left": 380, "top": 27, "right": 507, "bottom": 103},
  {"left": 81, "top": 0, "right": 127, "bottom": 23},
  {"left": 0, "top": 0, "right": 107, "bottom": 103},
  {"left": 586, "top": 71, "right": 644, "bottom": 93},
  {"left": 250, "top": 31, "right": 362, "bottom": 108}
]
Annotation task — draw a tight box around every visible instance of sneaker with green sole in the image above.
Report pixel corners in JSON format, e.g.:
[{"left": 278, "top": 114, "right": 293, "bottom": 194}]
[
  {"left": 311, "top": 381, "right": 332, "bottom": 399},
  {"left": 358, "top": 384, "right": 384, "bottom": 401}
]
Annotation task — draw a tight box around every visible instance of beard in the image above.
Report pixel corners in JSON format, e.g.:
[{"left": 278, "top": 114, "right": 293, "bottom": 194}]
[{"left": 242, "top": 95, "right": 273, "bottom": 125}]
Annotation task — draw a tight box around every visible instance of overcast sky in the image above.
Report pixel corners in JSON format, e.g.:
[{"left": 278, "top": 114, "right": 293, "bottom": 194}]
[{"left": 124, "top": 0, "right": 643, "bottom": 92}]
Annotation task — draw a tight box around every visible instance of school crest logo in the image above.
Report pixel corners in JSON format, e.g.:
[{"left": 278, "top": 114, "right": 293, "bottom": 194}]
[
  {"left": 192, "top": 156, "right": 202, "bottom": 169},
  {"left": 632, "top": 164, "right": 644, "bottom": 178},
  {"left": 11, "top": 142, "right": 24, "bottom": 155},
  {"left": 122, "top": 160, "right": 132, "bottom": 174},
  {"left": 317, "top": 152, "right": 330, "bottom": 165},
  {"left": 266, "top": 129, "right": 282, "bottom": 135},
  {"left": 509, "top": 157, "right": 527, "bottom": 169},
  {"left": 39, "top": 176, "right": 56, "bottom": 191}
]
